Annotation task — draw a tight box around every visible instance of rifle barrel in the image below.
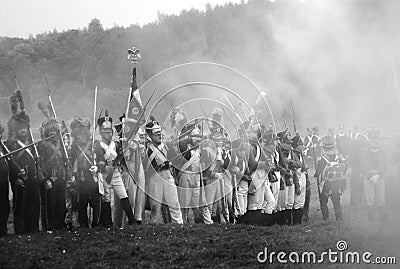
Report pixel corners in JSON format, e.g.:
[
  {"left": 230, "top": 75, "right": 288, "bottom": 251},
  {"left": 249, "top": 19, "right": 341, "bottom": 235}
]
[{"left": 0, "top": 135, "right": 55, "bottom": 161}]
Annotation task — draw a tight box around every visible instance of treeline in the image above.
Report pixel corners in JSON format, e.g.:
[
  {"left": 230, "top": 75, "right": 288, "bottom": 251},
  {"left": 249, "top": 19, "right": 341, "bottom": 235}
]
[{"left": 0, "top": 0, "right": 399, "bottom": 132}]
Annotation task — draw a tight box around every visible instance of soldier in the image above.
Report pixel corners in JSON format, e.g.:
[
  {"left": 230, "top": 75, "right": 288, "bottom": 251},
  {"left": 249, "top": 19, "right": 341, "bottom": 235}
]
[
  {"left": 361, "top": 129, "right": 388, "bottom": 223},
  {"left": 204, "top": 121, "right": 230, "bottom": 223},
  {"left": 291, "top": 134, "right": 308, "bottom": 224},
  {"left": 37, "top": 101, "right": 70, "bottom": 230},
  {"left": 261, "top": 127, "right": 280, "bottom": 226},
  {"left": 0, "top": 123, "right": 18, "bottom": 237},
  {"left": 235, "top": 123, "right": 252, "bottom": 217},
  {"left": 93, "top": 110, "right": 135, "bottom": 227},
  {"left": 278, "top": 130, "right": 296, "bottom": 225},
  {"left": 113, "top": 114, "right": 145, "bottom": 226},
  {"left": 348, "top": 125, "right": 368, "bottom": 207},
  {"left": 6, "top": 90, "right": 41, "bottom": 234},
  {"left": 228, "top": 138, "right": 250, "bottom": 220},
  {"left": 69, "top": 116, "right": 100, "bottom": 228},
  {"left": 176, "top": 121, "right": 213, "bottom": 224},
  {"left": 336, "top": 124, "right": 351, "bottom": 157},
  {"left": 315, "top": 136, "right": 346, "bottom": 221},
  {"left": 144, "top": 118, "right": 183, "bottom": 224}
]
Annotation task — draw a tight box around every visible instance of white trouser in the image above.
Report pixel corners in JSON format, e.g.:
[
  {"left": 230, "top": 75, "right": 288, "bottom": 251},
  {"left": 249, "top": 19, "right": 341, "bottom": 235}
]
[
  {"left": 178, "top": 172, "right": 213, "bottom": 224},
  {"left": 285, "top": 184, "right": 295, "bottom": 210},
  {"left": 294, "top": 172, "right": 307, "bottom": 210},
  {"left": 262, "top": 181, "right": 276, "bottom": 214},
  {"left": 270, "top": 172, "right": 281, "bottom": 211},
  {"left": 237, "top": 179, "right": 249, "bottom": 215},
  {"left": 113, "top": 164, "right": 146, "bottom": 226},
  {"left": 364, "top": 176, "right": 385, "bottom": 207},
  {"left": 102, "top": 169, "right": 128, "bottom": 203},
  {"left": 148, "top": 169, "right": 183, "bottom": 224},
  {"left": 276, "top": 173, "right": 287, "bottom": 212}
]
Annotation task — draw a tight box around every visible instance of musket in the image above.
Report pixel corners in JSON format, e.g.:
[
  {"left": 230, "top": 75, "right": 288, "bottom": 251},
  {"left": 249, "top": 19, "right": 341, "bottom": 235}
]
[
  {"left": 44, "top": 75, "right": 71, "bottom": 177},
  {"left": 280, "top": 94, "right": 288, "bottom": 129},
  {"left": 0, "top": 135, "right": 55, "bottom": 161},
  {"left": 312, "top": 146, "right": 322, "bottom": 207},
  {"left": 92, "top": 86, "right": 98, "bottom": 164},
  {"left": 217, "top": 100, "right": 240, "bottom": 139},
  {"left": 290, "top": 100, "right": 297, "bottom": 134}
]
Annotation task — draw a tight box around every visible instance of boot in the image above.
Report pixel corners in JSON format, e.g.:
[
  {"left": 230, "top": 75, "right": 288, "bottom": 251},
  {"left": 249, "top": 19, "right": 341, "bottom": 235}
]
[
  {"left": 293, "top": 208, "right": 303, "bottom": 225},
  {"left": 100, "top": 202, "right": 113, "bottom": 228},
  {"left": 284, "top": 209, "right": 293, "bottom": 225},
  {"left": 120, "top": 198, "right": 135, "bottom": 225},
  {"left": 276, "top": 211, "right": 285, "bottom": 225}
]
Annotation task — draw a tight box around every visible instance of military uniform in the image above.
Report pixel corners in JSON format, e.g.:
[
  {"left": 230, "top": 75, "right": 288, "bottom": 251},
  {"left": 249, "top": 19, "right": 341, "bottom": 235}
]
[
  {"left": 315, "top": 136, "right": 346, "bottom": 221},
  {"left": 69, "top": 117, "right": 100, "bottom": 228},
  {"left": 6, "top": 91, "right": 40, "bottom": 234},
  {"left": 361, "top": 130, "right": 388, "bottom": 222},
  {"left": 176, "top": 122, "right": 212, "bottom": 224},
  {"left": 144, "top": 119, "right": 183, "bottom": 224},
  {"left": 276, "top": 130, "right": 294, "bottom": 225},
  {"left": 0, "top": 124, "right": 18, "bottom": 237},
  {"left": 113, "top": 115, "right": 145, "bottom": 226},
  {"left": 291, "top": 135, "right": 308, "bottom": 224},
  {"left": 95, "top": 111, "right": 135, "bottom": 227}
]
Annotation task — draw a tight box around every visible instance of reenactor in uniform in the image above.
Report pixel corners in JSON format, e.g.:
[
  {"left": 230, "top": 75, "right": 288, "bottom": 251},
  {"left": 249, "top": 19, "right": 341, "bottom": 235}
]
[
  {"left": 144, "top": 119, "right": 183, "bottom": 224},
  {"left": 315, "top": 136, "right": 346, "bottom": 221},
  {"left": 177, "top": 121, "right": 213, "bottom": 224},
  {"left": 94, "top": 110, "right": 135, "bottom": 227},
  {"left": 349, "top": 125, "right": 368, "bottom": 207},
  {"left": 232, "top": 122, "right": 251, "bottom": 216},
  {"left": 0, "top": 123, "right": 18, "bottom": 237},
  {"left": 37, "top": 101, "right": 69, "bottom": 230},
  {"left": 261, "top": 127, "right": 280, "bottom": 225},
  {"left": 276, "top": 130, "right": 295, "bottom": 225},
  {"left": 291, "top": 134, "right": 308, "bottom": 224},
  {"left": 6, "top": 90, "right": 41, "bottom": 234},
  {"left": 228, "top": 138, "right": 249, "bottom": 220},
  {"left": 361, "top": 129, "right": 388, "bottom": 223},
  {"left": 113, "top": 114, "right": 145, "bottom": 226},
  {"left": 237, "top": 123, "right": 275, "bottom": 226},
  {"left": 336, "top": 124, "right": 351, "bottom": 157},
  {"left": 69, "top": 117, "right": 100, "bottom": 228}
]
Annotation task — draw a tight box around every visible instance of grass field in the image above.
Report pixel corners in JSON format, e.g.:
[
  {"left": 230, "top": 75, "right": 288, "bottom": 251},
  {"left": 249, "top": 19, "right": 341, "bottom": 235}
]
[{"left": 1, "top": 172, "right": 399, "bottom": 268}]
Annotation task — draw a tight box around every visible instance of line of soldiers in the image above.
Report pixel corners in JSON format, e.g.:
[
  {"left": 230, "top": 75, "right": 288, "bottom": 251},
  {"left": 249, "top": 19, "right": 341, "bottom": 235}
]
[{"left": 0, "top": 90, "right": 392, "bottom": 237}]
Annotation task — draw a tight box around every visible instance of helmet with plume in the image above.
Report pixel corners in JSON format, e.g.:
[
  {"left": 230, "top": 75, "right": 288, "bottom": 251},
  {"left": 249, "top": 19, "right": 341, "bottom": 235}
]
[{"left": 7, "top": 89, "right": 30, "bottom": 140}]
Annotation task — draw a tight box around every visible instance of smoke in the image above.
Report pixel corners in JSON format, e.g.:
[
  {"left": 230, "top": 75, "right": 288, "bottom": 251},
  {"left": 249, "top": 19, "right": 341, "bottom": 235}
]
[{"left": 260, "top": 0, "right": 400, "bottom": 136}]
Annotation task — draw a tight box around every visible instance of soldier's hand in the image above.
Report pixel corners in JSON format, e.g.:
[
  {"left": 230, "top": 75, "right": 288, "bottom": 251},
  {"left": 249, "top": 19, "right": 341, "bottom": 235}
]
[
  {"left": 45, "top": 179, "right": 52, "bottom": 190},
  {"left": 215, "top": 172, "right": 224, "bottom": 180},
  {"left": 89, "top": 165, "right": 98, "bottom": 174},
  {"left": 16, "top": 178, "right": 25, "bottom": 188}
]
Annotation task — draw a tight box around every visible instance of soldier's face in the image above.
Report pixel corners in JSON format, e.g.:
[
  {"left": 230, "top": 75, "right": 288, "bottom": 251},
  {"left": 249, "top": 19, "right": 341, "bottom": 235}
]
[
  {"left": 100, "top": 129, "right": 113, "bottom": 142},
  {"left": 16, "top": 128, "right": 28, "bottom": 141},
  {"left": 150, "top": 133, "right": 162, "bottom": 144},
  {"left": 76, "top": 132, "right": 88, "bottom": 143}
]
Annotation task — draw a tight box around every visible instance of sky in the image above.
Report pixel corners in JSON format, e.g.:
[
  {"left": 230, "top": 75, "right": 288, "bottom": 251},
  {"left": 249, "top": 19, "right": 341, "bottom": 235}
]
[{"left": 0, "top": 0, "right": 244, "bottom": 38}]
